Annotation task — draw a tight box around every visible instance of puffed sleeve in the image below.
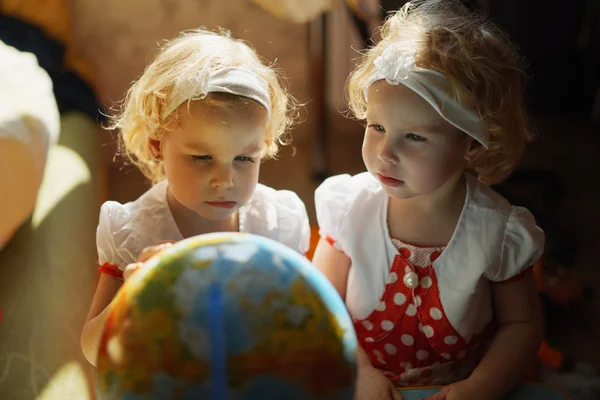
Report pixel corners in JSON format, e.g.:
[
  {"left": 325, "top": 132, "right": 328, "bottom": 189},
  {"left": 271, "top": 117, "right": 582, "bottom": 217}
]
[
  {"left": 96, "top": 201, "right": 137, "bottom": 271},
  {"left": 485, "top": 206, "right": 545, "bottom": 282},
  {"left": 272, "top": 190, "right": 311, "bottom": 254},
  {"left": 314, "top": 174, "right": 356, "bottom": 253}
]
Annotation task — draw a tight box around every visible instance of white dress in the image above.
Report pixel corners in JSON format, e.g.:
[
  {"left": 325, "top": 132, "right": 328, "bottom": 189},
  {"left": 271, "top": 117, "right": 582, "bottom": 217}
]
[{"left": 97, "top": 180, "right": 310, "bottom": 271}]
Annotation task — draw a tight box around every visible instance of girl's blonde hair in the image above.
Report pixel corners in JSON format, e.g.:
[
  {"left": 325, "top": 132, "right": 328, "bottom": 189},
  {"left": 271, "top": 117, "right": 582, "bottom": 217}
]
[
  {"left": 109, "top": 28, "right": 297, "bottom": 184},
  {"left": 348, "top": 0, "right": 532, "bottom": 185}
]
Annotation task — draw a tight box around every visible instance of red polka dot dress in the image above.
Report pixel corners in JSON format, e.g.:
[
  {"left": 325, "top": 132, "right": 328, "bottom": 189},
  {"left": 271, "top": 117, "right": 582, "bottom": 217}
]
[
  {"left": 353, "top": 239, "right": 495, "bottom": 386},
  {"left": 315, "top": 173, "right": 545, "bottom": 387}
]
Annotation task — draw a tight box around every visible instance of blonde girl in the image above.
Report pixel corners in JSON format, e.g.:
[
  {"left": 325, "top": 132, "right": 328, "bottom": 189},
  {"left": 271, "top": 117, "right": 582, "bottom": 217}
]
[
  {"left": 81, "top": 29, "right": 310, "bottom": 366},
  {"left": 312, "top": 1, "right": 545, "bottom": 399}
]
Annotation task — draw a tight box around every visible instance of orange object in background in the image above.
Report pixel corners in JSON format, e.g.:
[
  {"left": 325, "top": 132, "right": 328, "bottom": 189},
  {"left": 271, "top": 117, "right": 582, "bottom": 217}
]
[
  {"left": 306, "top": 225, "right": 321, "bottom": 260},
  {"left": 533, "top": 262, "right": 584, "bottom": 305},
  {"left": 531, "top": 260, "right": 582, "bottom": 373},
  {"left": 538, "top": 340, "right": 565, "bottom": 371},
  {"left": 522, "top": 340, "right": 567, "bottom": 382}
]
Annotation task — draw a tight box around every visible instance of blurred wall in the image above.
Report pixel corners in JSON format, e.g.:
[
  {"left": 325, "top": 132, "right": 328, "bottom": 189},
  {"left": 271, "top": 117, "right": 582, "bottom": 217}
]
[{"left": 71, "top": 0, "right": 311, "bottom": 122}]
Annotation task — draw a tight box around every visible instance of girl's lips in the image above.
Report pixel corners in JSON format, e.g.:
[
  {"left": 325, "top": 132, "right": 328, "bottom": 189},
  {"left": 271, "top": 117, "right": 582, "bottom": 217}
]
[
  {"left": 377, "top": 173, "right": 404, "bottom": 187},
  {"left": 205, "top": 201, "right": 237, "bottom": 209}
]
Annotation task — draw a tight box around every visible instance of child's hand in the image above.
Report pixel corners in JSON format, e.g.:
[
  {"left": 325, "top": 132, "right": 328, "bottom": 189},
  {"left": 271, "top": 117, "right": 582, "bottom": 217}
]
[
  {"left": 424, "top": 378, "right": 493, "bottom": 400},
  {"left": 138, "top": 241, "right": 174, "bottom": 263},
  {"left": 355, "top": 366, "right": 403, "bottom": 400},
  {"left": 122, "top": 241, "right": 174, "bottom": 281}
]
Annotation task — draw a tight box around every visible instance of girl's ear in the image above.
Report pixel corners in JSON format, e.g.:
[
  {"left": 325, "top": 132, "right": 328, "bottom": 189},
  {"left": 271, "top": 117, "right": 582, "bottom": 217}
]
[{"left": 149, "top": 139, "right": 162, "bottom": 160}]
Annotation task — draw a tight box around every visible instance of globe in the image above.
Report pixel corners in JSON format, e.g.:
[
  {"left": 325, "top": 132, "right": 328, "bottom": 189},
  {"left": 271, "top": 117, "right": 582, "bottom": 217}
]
[{"left": 96, "top": 232, "right": 357, "bottom": 400}]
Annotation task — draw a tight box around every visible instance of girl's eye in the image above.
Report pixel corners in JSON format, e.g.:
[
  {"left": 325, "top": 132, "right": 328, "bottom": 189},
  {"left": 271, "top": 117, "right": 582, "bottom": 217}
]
[
  {"left": 190, "top": 155, "right": 211, "bottom": 161},
  {"left": 368, "top": 124, "right": 385, "bottom": 132},
  {"left": 234, "top": 156, "right": 255, "bottom": 163},
  {"left": 405, "top": 133, "right": 427, "bottom": 142}
]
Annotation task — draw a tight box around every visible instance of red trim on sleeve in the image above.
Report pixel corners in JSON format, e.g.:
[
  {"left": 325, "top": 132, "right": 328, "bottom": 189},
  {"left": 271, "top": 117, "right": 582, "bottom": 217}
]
[
  {"left": 497, "top": 265, "right": 534, "bottom": 284},
  {"left": 99, "top": 262, "right": 124, "bottom": 281},
  {"left": 321, "top": 235, "right": 349, "bottom": 257},
  {"left": 324, "top": 236, "right": 337, "bottom": 247}
]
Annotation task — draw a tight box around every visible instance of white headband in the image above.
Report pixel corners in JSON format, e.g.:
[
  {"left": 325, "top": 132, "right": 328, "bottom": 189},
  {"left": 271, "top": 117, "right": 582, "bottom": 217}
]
[
  {"left": 366, "top": 46, "right": 489, "bottom": 148},
  {"left": 164, "top": 66, "right": 272, "bottom": 119}
]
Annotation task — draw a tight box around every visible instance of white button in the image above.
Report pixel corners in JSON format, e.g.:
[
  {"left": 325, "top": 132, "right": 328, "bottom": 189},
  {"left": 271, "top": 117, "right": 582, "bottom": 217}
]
[{"left": 403, "top": 272, "right": 419, "bottom": 288}]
